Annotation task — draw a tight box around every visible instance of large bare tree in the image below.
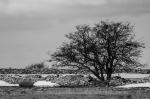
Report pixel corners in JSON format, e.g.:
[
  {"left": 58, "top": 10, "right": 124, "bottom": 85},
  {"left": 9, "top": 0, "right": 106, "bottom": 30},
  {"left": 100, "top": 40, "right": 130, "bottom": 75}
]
[{"left": 50, "top": 21, "right": 145, "bottom": 82}]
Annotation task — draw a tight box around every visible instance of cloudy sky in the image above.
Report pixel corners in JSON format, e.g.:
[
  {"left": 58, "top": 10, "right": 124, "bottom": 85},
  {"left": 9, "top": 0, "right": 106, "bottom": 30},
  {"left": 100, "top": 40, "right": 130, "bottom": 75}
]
[{"left": 0, "top": 0, "right": 150, "bottom": 68}]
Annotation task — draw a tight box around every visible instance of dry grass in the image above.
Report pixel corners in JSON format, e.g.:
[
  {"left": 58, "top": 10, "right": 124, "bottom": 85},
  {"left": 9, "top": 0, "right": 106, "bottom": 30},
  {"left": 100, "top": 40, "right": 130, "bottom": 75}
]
[{"left": 0, "top": 87, "right": 149, "bottom": 99}]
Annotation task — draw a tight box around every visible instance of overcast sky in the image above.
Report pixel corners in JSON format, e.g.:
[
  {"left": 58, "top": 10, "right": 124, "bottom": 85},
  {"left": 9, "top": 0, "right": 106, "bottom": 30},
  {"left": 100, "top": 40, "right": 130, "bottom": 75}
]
[{"left": 0, "top": 0, "right": 150, "bottom": 68}]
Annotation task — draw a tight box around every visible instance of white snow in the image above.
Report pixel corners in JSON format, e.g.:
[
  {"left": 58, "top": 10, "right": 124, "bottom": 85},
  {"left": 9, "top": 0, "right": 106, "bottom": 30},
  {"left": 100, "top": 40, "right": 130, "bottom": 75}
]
[
  {"left": 33, "top": 81, "right": 60, "bottom": 87},
  {"left": 0, "top": 80, "right": 19, "bottom": 86},
  {"left": 113, "top": 73, "right": 150, "bottom": 79},
  {"left": 117, "top": 82, "right": 150, "bottom": 88}
]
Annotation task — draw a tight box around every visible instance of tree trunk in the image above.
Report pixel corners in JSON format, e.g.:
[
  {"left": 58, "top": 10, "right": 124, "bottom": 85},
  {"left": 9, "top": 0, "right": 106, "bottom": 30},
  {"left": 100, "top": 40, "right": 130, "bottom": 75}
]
[
  {"left": 106, "top": 72, "right": 112, "bottom": 81},
  {"left": 93, "top": 72, "right": 104, "bottom": 81},
  {"left": 106, "top": 69, "right": 112, "bottom": 81},
  {"left": 100, "top": 69, "right": 105, "bottom": 81}
]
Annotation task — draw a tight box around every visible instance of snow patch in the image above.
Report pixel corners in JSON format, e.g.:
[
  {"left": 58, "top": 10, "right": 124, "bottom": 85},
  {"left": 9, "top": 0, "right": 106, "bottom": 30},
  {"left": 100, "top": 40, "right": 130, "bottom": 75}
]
[
  {"left": 0, "top": 80, "right": 19, "bottom": 86},
  {"left": 33, "top": 81, "right": 60, "bottom": 87},
  {"left": 117, "top": 82, "right": 150, "bottom": 88}
]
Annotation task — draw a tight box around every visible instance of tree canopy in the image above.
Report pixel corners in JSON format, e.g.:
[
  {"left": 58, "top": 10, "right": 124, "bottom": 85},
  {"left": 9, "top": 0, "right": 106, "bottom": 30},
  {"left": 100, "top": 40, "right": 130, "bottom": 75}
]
[{"left": 50, "top": 21, "right": 145, "bottom": 82}]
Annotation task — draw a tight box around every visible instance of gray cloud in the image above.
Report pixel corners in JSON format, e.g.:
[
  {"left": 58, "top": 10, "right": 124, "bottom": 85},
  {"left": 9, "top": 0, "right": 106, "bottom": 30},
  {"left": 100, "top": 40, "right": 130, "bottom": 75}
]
[
  {"left": 62, "top": 0, "right": 150, "bottom": 19},
  {"left": 0, "top": 0, "right": 150, "bottom": 32}
]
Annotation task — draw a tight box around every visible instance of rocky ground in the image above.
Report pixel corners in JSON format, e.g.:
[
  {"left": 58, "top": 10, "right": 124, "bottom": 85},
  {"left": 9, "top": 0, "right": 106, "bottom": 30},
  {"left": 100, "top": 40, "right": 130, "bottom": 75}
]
[
  {"left": 0, "top": 74, "right": 150, "bottom": 99},
  {"left": 0, "top": 74, "right": 149, "bottom": 87}
]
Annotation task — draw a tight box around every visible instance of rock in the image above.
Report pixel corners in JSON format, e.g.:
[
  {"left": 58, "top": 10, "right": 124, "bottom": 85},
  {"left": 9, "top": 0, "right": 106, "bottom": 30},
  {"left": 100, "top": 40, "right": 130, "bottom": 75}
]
[
  {"left": 55, "top": 75, "right": 89, "bottom": 87},
  {"left": 44, "top": 75, "right": 59, "bottom": 82},
  {"left": 19, "top": 79, "right": 34, "bottom": 87},
  {"left": 109, "top": 76, "right": 131, "bottom": 86}
]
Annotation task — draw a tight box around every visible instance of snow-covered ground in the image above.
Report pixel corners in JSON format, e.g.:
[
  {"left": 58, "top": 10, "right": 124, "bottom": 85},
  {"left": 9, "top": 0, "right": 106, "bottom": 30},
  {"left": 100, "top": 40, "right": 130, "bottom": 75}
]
[
  {"left": 113, "top": 73, "right": 150, "bottom": 79},
  {"left": 0, "top": 80, "right": 19, "bottom": 87},
  {"left": 0, "top": 80, "right": 60, "bottom": 87},
  {"left": 117, "top": 82, "right": 150, "bottom": 88},
  {"left": 0, "top": 73, "right": 150, "bottom": 87},
  {"left": 33, "top": 81, "right": 60, "bottom": 87}
]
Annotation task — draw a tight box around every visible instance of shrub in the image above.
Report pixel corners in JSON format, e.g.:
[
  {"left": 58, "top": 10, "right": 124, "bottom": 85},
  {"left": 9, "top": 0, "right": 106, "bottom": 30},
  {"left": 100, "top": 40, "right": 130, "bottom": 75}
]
[{"left": 19, "top": 79, "right": 34, "bottom": 88}]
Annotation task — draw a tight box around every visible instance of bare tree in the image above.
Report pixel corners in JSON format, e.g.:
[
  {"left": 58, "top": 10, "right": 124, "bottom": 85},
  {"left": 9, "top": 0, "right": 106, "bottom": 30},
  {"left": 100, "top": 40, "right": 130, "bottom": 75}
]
[{"left": 50, "top": 21, "right": 145, "bottom": 83}]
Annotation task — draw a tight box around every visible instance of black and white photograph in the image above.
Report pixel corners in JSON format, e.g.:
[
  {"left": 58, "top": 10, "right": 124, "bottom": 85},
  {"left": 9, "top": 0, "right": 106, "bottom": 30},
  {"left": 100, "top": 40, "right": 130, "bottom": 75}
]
[{"left": 0, "top": 0, "right": 150, "bottom": 99}]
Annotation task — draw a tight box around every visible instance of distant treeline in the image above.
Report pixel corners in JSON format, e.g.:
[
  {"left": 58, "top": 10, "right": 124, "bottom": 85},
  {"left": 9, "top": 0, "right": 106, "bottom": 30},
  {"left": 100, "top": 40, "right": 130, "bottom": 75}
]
[{"left": 0, "top": 68, "right": 149, "bottom": 74}]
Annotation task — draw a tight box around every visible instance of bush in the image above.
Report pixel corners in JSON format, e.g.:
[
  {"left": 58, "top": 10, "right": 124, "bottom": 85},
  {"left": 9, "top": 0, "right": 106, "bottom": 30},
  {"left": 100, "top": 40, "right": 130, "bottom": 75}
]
[{"left": 19, "top": 79, "right": 34, "bottom": 88}]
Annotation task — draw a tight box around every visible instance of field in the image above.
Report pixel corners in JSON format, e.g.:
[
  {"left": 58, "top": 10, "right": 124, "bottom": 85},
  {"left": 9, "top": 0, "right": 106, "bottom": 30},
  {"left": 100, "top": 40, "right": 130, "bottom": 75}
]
[
  {"left": 0, "top": 87, "right": 150, "bottom": 99},
  {"left": 0, "top": 73, "right": 150, "bottom": 99}
]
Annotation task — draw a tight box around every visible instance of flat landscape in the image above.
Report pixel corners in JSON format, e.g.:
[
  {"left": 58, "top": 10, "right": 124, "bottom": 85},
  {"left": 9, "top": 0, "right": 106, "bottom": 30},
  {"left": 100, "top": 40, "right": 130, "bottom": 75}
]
[
  {"left": 0, "top": 87, "right": 150, "bottom": 99},
  {"left": 0, "top": 73, "right": 150, "bottom": 99},
  {"left": 0, "top": 0, "right": 150, "bottom": 99}
]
